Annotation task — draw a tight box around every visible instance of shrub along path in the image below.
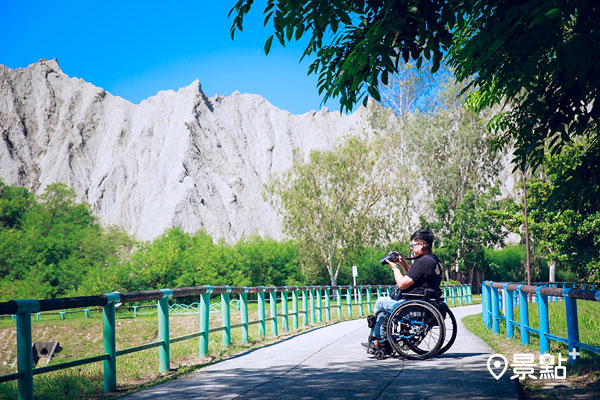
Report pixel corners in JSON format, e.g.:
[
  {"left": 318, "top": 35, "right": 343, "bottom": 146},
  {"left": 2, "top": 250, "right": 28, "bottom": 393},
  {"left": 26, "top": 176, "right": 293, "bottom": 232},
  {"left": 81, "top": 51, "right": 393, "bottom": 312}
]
[{"left": 123, "top": 304, "right": 518, "bottom": 399}]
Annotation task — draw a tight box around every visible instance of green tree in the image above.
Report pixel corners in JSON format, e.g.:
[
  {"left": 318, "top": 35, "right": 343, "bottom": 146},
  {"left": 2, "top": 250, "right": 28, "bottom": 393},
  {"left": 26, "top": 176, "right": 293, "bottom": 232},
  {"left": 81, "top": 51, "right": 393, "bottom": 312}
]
[
  {"left": 400, "top": 84, "right": 501, "bottom": 223},
  {"left": 377, "top": 61, "right": 454, "bottom": 121},
  {"left": 368, "top": 76, "right": 504, "bottom": 268},
  {"left": 503, "top": 143, "right": 600, "bottom": 282},
  {"left": 0, "top": 180, "right": 32, "bottom": 228},
  {"left": 230, "top": 0, "right": 454, "bottom": 110},
  {"left": 423, "top": 188, "right": 511, "bottom": 285},
  {"left": 233, "top": 235, "right": 303, "bottom": 286},
  {"left": 123, "top": 228, "right": 224, "bottom": 290},
  {"left": 452, "top": 1, "right": 600, "bottom": 213},
  {"left": 268, "top": 136, "right": 406, "bottom": 286},
  {"left": 0, "top": 183, "right": 135, "bottom": 300},
  {"left": 230, "top": 0, "right": 600, "bottom": 213}
]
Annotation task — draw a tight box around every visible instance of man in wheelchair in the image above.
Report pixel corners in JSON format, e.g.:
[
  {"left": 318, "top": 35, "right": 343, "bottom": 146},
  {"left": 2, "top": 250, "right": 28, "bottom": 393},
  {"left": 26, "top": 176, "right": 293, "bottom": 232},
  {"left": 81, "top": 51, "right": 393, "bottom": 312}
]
[{"left": 362, "top": 229, "right": 447, "bottom": 359}]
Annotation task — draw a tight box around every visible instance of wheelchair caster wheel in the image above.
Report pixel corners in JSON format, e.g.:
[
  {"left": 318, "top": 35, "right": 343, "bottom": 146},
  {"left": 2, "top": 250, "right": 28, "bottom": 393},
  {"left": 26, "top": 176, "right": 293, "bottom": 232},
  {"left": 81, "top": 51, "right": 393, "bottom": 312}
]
[{"left": 374, "top": 349, "right": 386, "bottom": 360}]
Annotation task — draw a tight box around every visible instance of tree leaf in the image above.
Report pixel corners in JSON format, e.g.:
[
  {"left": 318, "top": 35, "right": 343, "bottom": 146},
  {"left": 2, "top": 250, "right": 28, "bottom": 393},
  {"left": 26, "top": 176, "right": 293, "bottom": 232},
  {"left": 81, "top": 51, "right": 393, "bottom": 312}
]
[{"left": 264, "top": 35, "right": 274, "bottom": 55}]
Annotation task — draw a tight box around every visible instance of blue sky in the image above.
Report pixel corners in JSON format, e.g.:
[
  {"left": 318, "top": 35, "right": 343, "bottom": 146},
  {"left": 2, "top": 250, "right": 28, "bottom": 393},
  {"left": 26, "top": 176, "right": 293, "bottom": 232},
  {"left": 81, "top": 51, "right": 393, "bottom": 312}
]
[{"left": 1, "top": 1, "right": 342, "bottom": 114}]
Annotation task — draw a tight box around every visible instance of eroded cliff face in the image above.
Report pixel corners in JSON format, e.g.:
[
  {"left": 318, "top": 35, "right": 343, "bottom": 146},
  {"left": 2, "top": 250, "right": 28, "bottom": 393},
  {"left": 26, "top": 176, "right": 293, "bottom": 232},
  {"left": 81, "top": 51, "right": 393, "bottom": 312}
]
[{"left": 0, "top": 59, "right": 369, "bottom": 241}]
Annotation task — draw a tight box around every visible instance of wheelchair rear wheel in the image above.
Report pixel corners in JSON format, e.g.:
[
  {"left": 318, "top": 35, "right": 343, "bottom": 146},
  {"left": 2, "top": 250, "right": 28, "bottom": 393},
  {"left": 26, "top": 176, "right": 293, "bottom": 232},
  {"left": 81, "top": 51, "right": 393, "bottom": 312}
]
[
  {"left": 436, "top": 304, "right": 457, "bottom": 356},
  {"left": 385, "top": 300, "right": 445, "bottom": 360}
]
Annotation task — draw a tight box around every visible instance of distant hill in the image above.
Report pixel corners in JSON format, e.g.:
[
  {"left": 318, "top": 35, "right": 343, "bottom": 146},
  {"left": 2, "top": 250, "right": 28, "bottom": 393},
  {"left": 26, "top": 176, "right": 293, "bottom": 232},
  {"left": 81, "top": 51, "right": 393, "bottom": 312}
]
[{"left": 0, "top": 59, "right": 371, "bottom": 241}]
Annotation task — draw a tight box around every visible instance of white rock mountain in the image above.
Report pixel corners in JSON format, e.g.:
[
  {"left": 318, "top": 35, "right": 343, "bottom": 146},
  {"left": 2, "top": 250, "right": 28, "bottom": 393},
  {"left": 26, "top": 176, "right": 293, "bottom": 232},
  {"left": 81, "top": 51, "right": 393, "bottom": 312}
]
[{"left": 0, "top": 59, "right": 371, "bottom": 241}]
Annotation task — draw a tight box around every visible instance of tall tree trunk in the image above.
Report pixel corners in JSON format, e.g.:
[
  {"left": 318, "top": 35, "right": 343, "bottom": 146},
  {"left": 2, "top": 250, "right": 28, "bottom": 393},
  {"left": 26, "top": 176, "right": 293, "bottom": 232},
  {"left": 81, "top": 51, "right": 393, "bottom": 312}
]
[
  {"left": 472, "top": 269, "right": 480, "bottom": 293},
  {"left": 468, "top": 263, "right": 476, "bottom": 286},
  {"left": 549, "top": 259, "right": 556, "bottom": 283}
]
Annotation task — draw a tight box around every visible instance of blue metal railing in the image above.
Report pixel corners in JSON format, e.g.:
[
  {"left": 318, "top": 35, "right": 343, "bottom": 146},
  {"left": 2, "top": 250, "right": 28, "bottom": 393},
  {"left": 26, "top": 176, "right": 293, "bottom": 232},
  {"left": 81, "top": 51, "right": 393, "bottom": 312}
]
[
  {"left": 481, "top": 281, "right": 600, "bottom": 365},
  {"left": 0, "top": 283, "right": 472, "bottom": 399}
]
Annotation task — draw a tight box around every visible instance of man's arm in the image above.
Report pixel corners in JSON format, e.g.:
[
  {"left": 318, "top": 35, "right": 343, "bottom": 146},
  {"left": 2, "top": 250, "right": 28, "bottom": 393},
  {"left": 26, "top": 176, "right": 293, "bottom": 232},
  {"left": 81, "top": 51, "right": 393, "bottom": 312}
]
[
  {"left": 389, "top": 262, "right": 414, "bottom": 290},
  {"left": 398, "top": 257, "right": 410, "bottom": 273}
]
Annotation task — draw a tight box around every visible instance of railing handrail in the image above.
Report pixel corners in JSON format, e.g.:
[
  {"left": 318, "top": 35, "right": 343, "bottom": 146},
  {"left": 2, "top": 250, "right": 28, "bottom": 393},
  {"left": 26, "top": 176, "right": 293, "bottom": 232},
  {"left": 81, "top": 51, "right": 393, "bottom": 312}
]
[
  {"left": 0, "top": 285, "right": 381, "bottom": 315},
  {"left": 481, "top": 280, "right": 600, "bottom": 368},
  {"left": 483, "top": 281, "right": 600, "bottom": 301},
  {"left": 0, "top": 283, "right": 476, "bottom": 316}
]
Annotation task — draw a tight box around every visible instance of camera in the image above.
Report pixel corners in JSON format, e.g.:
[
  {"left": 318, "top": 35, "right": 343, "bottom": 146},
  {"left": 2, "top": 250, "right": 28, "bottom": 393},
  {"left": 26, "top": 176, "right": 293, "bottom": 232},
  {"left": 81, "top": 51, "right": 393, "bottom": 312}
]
[{"left": 380, "top": 251, "right": 400, "bottom": 266}]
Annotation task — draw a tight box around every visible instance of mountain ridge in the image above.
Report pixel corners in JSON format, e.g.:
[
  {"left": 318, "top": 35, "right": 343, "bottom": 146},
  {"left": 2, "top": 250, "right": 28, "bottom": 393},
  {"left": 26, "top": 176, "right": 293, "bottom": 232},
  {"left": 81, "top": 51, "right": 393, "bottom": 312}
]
[{"left": 0, "top": 59, "right": 371, "bottom": 241}]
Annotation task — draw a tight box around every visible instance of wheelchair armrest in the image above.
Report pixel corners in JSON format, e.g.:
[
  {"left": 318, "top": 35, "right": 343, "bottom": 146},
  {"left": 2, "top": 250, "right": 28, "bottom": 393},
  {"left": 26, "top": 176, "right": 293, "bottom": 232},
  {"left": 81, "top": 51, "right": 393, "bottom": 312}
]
[
  {"left": 401, "top": 290, "right": 439, "bottom": 302},
  {"left": 400, "top": 293, "right": 423, "bottom": 299}
]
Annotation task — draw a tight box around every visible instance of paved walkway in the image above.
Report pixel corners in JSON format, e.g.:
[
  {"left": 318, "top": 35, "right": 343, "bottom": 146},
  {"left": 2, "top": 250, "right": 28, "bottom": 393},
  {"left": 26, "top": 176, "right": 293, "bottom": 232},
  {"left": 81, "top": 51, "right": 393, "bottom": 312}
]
[{"left": 123, "top": 304, "right": 519, "bottom": 399}]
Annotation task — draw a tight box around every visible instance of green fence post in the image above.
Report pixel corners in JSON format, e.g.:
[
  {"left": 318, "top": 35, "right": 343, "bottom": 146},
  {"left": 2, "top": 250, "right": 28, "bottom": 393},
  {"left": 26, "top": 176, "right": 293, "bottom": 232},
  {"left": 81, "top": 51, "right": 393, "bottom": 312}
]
[
  {"left": 199, "top": 286, "right": 212, "bottom": 357},
  {"left": 316, "top": 288, "right": 322, "bottom": 323},
  {"left": 377, "top": 285, "right": 382, "bottom": 298},
  {"left": 302, "top": 289, "right": 308, "bottom": 327},
  {"left": 222, "top": 287, "right": 232, "bottom": 347},
  {"left": 84, "top": 309, "right": 89, "bottom": 318},
  {"left": 358, "top": 286, "right": 364, "bottom": 317},
  {"left": 103, "top": 292, "right": 120, "bottom": 393},
  {"left": 158, "top": 289, "right": 172, "bottom": 373},
  {"left": 309, "top": 288, "right": 316, "bottom": 324},
  {"left": 490, "top": 284, "right": 499, "bottom": 334},
  {"left": 481, "top": 283, "right": 488, "bottom": 326},
  {"left": 366, "top": 287, "right": 372, "bottom": 314},
  {"left": 292, "top": 289, "right": 299, "bottom": 330},
  {"left": 563, "top": 289, "right": 580, "bottom": 365},
  {"left": 503, "top": 284, "right": 514, "bottom": 339},
  {"left": 482, "top": 282, "right": 491, "bottom": 328},
  {"left": 517, "top": 284, "right": 530, "bottom": 345},
  {"left": 346, "top": 288, "right": 352, "bottom": 318},
  {"left": 536, "top": 287, "right": 550, "bottom": 354},
  {"left": 281, "top": 288, "right": 289, "bottom": 332},
  {"left": 336, "top": 288, "right": 342, "bottom": 319},
  {"left": 467, "top": 285, "right": 473, "bottom": 304},
  {"left": 241, "top": 288, "right": 249, "bottom": 344},
  {"left": 269, "top": 290, "right": 278, "bottom": 336},
  {"left": 258, "top": 288, "right": 266, "bottom": 336},
  {"left": 443, "top": 286, "right": 447, "bottom": 303},
  {"left": 458, "top": 285, "right": 463, "bottom": 305},
  {"left": 35, "top": 313, "right": 40, "bottom": 322},
  {"left": 16, "top": 300, "right": 40, "bottom": 400},
  {"left": 325, "top": 287, "right": 331, "bottom": 322}
]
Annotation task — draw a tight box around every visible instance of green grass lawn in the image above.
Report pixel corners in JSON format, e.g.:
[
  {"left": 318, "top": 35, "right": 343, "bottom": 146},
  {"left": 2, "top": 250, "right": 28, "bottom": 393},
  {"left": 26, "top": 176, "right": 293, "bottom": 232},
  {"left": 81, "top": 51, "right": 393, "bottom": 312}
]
[
  {"left": 462, "top": 299, "right": 600, "bottom": 398},
  {"left": 0, "top": 296, "right": 380, "bottom": 400}
]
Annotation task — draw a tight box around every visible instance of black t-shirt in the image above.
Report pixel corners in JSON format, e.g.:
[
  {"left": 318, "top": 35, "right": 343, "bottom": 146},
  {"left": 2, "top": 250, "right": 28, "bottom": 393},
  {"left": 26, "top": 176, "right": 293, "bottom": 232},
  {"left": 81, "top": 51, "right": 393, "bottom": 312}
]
[{"left": 405, "top": 253, "right": 443, "bottom": 297}]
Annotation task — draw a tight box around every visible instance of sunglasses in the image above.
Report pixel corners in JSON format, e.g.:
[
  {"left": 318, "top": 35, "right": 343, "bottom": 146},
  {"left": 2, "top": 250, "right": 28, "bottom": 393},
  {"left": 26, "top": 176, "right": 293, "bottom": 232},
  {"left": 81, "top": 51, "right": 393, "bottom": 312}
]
[{"left": 410, "top": 243, "right": 422, "bottom": 249}]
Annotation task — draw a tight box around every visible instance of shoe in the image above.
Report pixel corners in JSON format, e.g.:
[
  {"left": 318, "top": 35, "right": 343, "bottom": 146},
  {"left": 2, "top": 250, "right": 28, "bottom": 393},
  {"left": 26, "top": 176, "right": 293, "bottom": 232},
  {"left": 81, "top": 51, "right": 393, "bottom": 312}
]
[
  {"left": 369, "top": 335, "right": 383, "bottom": 342},
  {"left": 361, "top": 342, "right": 376, "bottom": 354}
]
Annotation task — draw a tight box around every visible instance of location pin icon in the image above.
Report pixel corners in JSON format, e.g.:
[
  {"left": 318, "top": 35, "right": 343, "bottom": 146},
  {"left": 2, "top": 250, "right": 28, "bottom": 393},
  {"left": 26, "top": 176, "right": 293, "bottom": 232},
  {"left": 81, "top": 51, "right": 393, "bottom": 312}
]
[{"left": 487, "top": 354, "right": 508, "bottom": 380}]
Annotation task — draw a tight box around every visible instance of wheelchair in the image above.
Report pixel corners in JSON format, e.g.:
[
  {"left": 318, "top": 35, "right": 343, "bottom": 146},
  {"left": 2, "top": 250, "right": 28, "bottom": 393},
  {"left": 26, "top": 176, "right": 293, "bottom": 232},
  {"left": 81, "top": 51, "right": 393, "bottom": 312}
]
[{"left": 366, "top": 290, "right": 457, "bottom": 360}]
